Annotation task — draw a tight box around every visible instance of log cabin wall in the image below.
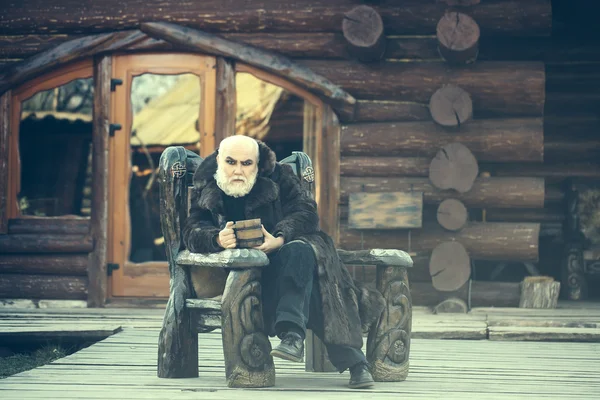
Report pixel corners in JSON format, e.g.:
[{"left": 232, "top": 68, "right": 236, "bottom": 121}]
[{"left": 0, "top": 0, "right": 598, "bottom": 307}]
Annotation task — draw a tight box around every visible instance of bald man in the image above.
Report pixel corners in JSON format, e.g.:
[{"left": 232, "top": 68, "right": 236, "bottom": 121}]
[{"left": 183, "top": 136, "right": 384, "bottom": 389}]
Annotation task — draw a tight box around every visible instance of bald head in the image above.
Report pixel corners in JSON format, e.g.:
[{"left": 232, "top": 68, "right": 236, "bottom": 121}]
[
  {"left": 219, "top": 135, "right": 259, "bottom": 162},
  {"left": 215, "top": 135, "right": 260, "bottom": 198}
]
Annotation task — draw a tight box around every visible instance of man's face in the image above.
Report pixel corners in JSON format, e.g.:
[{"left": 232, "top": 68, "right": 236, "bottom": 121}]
[{"left": 215, "top": 141, "right": 259, "bottom": 198}]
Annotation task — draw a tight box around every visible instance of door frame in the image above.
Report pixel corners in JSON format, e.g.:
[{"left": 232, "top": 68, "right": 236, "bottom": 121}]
[{"left": 108, "top": 53, "right": 216, "bottom": 298}]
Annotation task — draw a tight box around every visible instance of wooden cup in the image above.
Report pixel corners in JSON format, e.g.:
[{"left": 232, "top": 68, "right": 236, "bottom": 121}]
[{"left": 233, "top": 218, "right": 264, "bottom": 248}]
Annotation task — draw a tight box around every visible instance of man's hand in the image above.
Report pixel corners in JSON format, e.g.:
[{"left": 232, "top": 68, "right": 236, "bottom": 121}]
[
  {"left": 255, "top": 225, "right": 284, "bottom": 254},
  {"left": 217, "top": 221, "right": 237, "bottom": 249}
]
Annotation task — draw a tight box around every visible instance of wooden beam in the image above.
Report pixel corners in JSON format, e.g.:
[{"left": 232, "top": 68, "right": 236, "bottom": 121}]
[
  {"left": 340, "top": 222, "right": 541, "bottom": 261},
  {"left": 0, "top": 90, "right": 9, "bottom": 234},
  {"left": 411, "top": 281, "right": 521, "bottom": 307},
  {"left": 0, "top": 274, "right": 88, "bottom": 300},
  {"left": 87, "top": 55, "right": 110, "bottom": 308},
  {"left": 140, "top": 22, "right": 356, "bottom": 120},
  {"left": 8, "top": 217, "right": 90, "bottom": 235},
  {"left": 319, "top": 105, "right": 341, "bottom": 244},
  {"left": 300, "top": 60, "right": 545, "bottom": 118},
  {"left": 214, "top": 57, "right": 236, "bottom": 146},
  {"left": 0, "top": 234, "right": 93, "bottom": 253},
  {"left": 0, "top": 254, "right": 89, "bottom": 276},
  {"left": 340, "top": 118, "right": 544, "bottom": 162},
  {"left": 340, "top": 156, "right": 430, "bottom": 177},
  {"left": 340, "top": 177, "right": 545, "bottom": 209},
  {"left": 6, "top": 34, "right": 600, "bottom": 65},
  {"left": 0, "top": 1, "right": 552, "bottom": 36},
  {"left": 0, "top": 30, "right": 158, "bottom": 95}
]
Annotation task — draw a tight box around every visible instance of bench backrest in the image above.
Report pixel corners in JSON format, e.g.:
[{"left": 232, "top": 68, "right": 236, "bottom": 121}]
[{"left": 183, "top": 149, "right": 315, "bottom": 215}]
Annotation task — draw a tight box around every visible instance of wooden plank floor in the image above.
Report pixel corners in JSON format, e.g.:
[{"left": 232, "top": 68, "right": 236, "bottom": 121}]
[{"left": 1, "top": 304, "right": 600, "bottom": 399}]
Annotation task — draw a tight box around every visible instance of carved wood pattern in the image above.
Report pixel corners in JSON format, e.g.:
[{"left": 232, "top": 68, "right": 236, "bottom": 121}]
[
  {"left": 157, "top": 146, "right": 198, "bottom": 378},
  {"left": 221, "top": 268, "right": 275, "bottom": 388},
  {"left": 367, "top": 266, "right": 412, "bottom": 382}
]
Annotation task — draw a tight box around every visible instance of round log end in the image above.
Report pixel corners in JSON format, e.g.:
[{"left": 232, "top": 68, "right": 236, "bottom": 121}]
[
  {"left": 433, "top": 297, "right": 468, "bottom": 314},
  {"left": 437, "top": 198, "right": 468, "bottom": 231},
  {"left": 429, "top": 85, "right": 473, "bottom": 127},
  {"left": 436, "top": 11, "right": 480, "bottom": 65},
  {"left": 429, "top": 142, "right": 479, "bottom": 193},
  {"left": 342, "top": 5, "right": 386, "bottom": 62},
  {"left": 429, "top": 241, "right": 471, "bottom": 292}
]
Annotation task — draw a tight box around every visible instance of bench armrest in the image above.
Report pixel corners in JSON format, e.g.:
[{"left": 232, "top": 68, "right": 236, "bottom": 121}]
[
  {"left": 176, "top": 249, "right": 270, "bottom": 269},
  {"left": 337, "top": 249, "right": 413, "bottom": 268}
]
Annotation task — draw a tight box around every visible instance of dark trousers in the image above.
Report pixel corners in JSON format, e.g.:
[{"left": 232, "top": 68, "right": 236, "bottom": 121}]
[{"left": 261, "top": 241, "right": 366, "bottom": 372}]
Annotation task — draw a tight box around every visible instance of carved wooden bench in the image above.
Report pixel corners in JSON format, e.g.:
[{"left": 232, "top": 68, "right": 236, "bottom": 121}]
[{"left": 156, "top": 146, "right": 413, "bottom": 388}]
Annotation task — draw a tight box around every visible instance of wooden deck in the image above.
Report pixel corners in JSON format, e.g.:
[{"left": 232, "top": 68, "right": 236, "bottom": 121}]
[{"left": 1, "top": 304, "right": 600, "bottom": 399}]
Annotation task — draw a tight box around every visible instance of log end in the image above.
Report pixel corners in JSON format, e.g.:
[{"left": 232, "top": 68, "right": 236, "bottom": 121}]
[
  {"left": 436, "top": 11, "right": 480, "bottom": 65},
  {"left": 342, "top": 5, "right": 386, "bottom": 62},
  {"left": 429, "top": 241, "right": 471, "bottom": 292},
  {"left": 433, "top": 297, "right": 468, "bottom": 314},
  {"left": 429, "top": 142, "right": 479, "bottom": 193},
  {"left": 437, "top": 198, "right": 468, "bottom": 231},
  {"left": 429, "top": 85, "right": 473, "bottom": 127}
]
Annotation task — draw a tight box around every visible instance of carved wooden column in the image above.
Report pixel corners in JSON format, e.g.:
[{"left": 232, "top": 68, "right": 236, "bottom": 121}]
[
  {"left": 221, "top": 268, "right": 275, "bottom": 388},
  {"left": 157, "top": 147, "right": 198, "bottom": 378},
  {"left": 367, "top": 265, "right": 412, "bottom": 381}
]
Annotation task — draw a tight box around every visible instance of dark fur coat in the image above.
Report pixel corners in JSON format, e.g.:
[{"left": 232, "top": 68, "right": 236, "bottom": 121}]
[{"left": 182, "top": 141, "right": 385, "bottom": 349}]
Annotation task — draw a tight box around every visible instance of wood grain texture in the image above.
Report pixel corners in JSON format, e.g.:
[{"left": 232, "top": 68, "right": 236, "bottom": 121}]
[
  {"left": 340, "top": 118, "right": 544, "bottom": 162},
  {"left": 0, "top": 274, "right": 88, "bottom": 300},
  {"left": 429, "top": 142, "right": 479, "bottom": 193},
  {"left": 0, "top": 0, "right": 552, "bottom": 36},
  {"left": 349, "top": 191, "right": 423, "bottom": 229},
  {"left": 340, "top": 222, "right": 540, "bottom": 261},
  {"left": 0, "top": 234, "right": 93, "bottom": 253},
  {"left": 87, "top": 55, "right": 111, "bottom": 308},
  {"left": 342, "top": 5, "right": 386, "bottom": 62},
  {"left": 340, "top": 156, "right": 430, "bottom": 177},
  {"left": 436, "top": 12, "right": 480, "bottom": 65},
  {"left": 215, "top": 57, "right": 236, "bottom": 145},
  {"left": 301, "top": 60, "right": 545, "bottom": 118},
  {"left": 341, "top": 177, "right": 545, "bottom": 209},
  {"left": 8, "top": 217, "right": 90, "bottom": 235},
  {"left": 429, "top": 241, "right": 471, "bottom": 291},
  {"left": 0, "top": 254, "right": 89, "bottom": 276},
  {"left": 429, "top": 85, "right": 473, "bottom": 127}
]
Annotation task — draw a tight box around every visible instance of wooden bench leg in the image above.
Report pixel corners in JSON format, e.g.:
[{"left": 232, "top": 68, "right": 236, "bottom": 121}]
[
  {"left": 158, "top": 296, "right": 199, "bottom": 378},
  {"left": 367, "top": 266, "right": 412, "bottom": 382},
  {"left": 221, "top": 268, "right": 275, "bottom": 388}
]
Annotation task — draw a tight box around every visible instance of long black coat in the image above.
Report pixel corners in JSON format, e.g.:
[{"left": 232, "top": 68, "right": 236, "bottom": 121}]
[{"left": 183, "top": 141, "right": 384, "bottom": 349}]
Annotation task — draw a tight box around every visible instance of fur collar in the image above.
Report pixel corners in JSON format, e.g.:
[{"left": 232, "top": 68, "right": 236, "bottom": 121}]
[{"left": 192, "top": 140, "right": 279, "bottom": 216}]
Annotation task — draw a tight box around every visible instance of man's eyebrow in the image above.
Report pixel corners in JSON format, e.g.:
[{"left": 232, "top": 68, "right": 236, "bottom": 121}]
[{"left": 225, "top": 156, "right": 237, "bottom": 162}]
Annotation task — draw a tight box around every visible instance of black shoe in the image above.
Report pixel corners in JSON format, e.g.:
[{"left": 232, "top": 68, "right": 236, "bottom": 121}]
[
  {"left": 270, "top": 332, "right": 304, "bottom": 363},
  {"left": 349, "top": 362, "right": 374, "bottom": 389}
]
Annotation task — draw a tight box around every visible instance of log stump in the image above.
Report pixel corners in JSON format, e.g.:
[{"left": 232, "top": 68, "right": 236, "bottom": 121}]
[
  {"left": 437, "top": 198, "right": 468, "bottom": 231},
  {"left": 429, "top": 142, "right": 479, "bottom": 193},
  {"left": 429, "top": 241, "right": 471, "bottom": 292},
  {"left": 433, "top": 297, "right": 468, "bottom": 314},
  {"left": 519, "top": 276, "right": 561, "bottom": 309},
  {"left": 342, "top": 5, "right": 386, "bottom": 62},
  {"left": 429, "top": 85, "right": 473, "bottom": 127},
  {"left": 436, "top": 11, "right": 480, "bottom": 64}
]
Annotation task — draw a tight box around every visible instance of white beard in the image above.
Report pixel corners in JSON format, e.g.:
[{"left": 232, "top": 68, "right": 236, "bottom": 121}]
[{"left": 214, "top": 166, "right": 257, "bottom": 198}]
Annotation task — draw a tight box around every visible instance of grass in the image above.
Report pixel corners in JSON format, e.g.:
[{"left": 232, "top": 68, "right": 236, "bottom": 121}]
[{"left": 0, "top": 344, "right": 68, "bottom": 379}]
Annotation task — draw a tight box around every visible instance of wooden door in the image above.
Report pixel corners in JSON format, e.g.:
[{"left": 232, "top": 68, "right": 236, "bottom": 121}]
[{"left": 109, "top": 53, "right": 216, "bottom": 298}]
